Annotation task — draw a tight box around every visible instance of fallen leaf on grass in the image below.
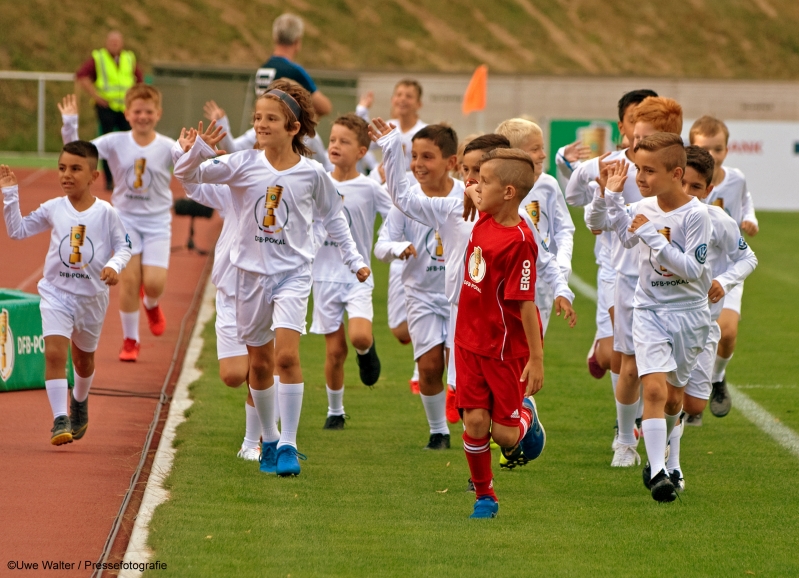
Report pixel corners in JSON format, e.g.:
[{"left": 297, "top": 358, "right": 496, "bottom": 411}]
[
  {"left": 205, "top": 535, "right": 212, "bottom": 539},
  {"left": 436, "top": 489, "right": 448, "bottom": 493}
]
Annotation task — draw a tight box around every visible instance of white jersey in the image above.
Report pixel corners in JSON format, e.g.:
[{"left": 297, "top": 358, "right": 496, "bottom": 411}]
[
  {"left": 313, "top": 173, "right": 392, "bottom": 287},
  {"left": 569, "top": 148, "right": 641, "bottom": 277},
  {"left": 173, "top": 138, "right": 367, "bottom": 277},
  {"left": 61, "top": 114, "right": 175, "bottom": 225},
  {"left": 604, "top": 192, "right": 712, "bottom": 310},
  {"left": 520, "top": 173, "right": 575, "bottom": 275},
  {"left": 706, "top": 205, "right": 758, "bottom": 320},
  {"left": 2, "top": 186, "right": 131, "bottom": 297},
  {"left": 705, "top": 167, "right": 758, "bottom": 228}
]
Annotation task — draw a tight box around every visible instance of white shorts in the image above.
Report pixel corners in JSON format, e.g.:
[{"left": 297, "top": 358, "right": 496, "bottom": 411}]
[
  {"left": 633, "top": 305, "right": 711, "bottom": 388},
  {"left": 536, "top": 281, "right": 555, "bottom": 336},
  {"left": 38, "top": 279, "right": 109, "bottom": 353},
  {"left": 215, "top": 290, "right": 247, "bottom": 360},
  {"left": 310, "top": 280, "right": 374, "bottom": 335},
  {"left": 119, "top": 213, "right": 172, "bottom": 269},
  {"left": 447, "top": 302, "right": 458, "bottom": 387},
  {"left": 387, "top": 260, "right": 407, "bottom": 329},
  {"left": 235, "top": 266, "right": 312, "bottom": 347},
  {"left": 406, "top": 293, "right": 449, "bottom": 360},
  {"left": 595, "top": 264, "right": 615, "bottom": 340},
  {"left": 613, "top": 272, "right": 637, "bottom": 356},
  {"left": 722, "top": 282, "right": 743, "bottom": 316},
  {"left": 686, "top": 321, "right": 721, "bottom": 400}
]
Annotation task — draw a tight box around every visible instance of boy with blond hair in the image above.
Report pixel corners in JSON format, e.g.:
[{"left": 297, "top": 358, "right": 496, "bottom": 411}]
[
  {"left": 689, "top": 115, "right": 758, "bottom": 419},
  {"left": 59, "top": 87, "right": 174, "bottom": 363}
]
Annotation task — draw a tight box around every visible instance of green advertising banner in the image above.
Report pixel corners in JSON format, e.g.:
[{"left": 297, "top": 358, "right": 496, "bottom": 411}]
[
  {"left": 548, "top": 120, "right": 622, "bottom": 178},
  {"left": 0, "top": 289, "right": 73, "bottom": 392}
]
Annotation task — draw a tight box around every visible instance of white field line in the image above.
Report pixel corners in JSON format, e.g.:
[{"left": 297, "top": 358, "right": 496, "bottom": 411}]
[
  {"left": 569, "top": 271, "right": 799, "bottom": 461},
  {"left": 119, "top": 280, "right": 216, "bottom": 578}
]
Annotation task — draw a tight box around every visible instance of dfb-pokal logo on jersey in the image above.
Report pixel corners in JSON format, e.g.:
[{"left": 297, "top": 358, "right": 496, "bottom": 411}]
[
  {"left": 0, "top": 308, "right": 14, "bottom": 382},
  {"left": 524, "top": 199, "right": 551, "bottom": 246},
  {"left": 468, "top": 246, "right": 486, "bottom": 283},
  {"left": 253, "top": 185, "right": 290, "bottom": 235},
  {"left": 58, "top": 225, "right": 95, "bottom": 270},
  {"left": 124, "top": 158, "right": 153, "bottom": 195},
  {"left": 648, "top": 226, "right": 683, "bottom": 277},
  {"left": 423, "top": 229, "right": 445, "bottom": 263}
]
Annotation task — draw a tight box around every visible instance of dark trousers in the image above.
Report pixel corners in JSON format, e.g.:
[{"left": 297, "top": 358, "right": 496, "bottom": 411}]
[{"left": 95, "top": 105, "right": 131, "bottom": 190}]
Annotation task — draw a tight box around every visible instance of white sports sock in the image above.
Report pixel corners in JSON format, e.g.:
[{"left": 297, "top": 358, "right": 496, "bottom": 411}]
[
  {"left": 636, "top": 394, "right": 644, "bottom": 420},
  {"left": 420, "top": 390, "right": 449, "bottom": 435},
  {"left": 642, "top": 418, "right": 668, "bottom": 480},
  {"left": 411, "top": 362, "right": 420, "bottom": 382},
  {"left": 610, "top": 372, "right": 619, "bottom": 396},
  {"left": 243, "top": 401, "right": 260, "bottom": 448},
  {"left": 666, "top": 419, "right": 684, "bottom": 473},
  {"left": 326, "top": 385, "right": 344, "bottom": 417},
  {"left": 665, "top": 409, "right": 681, "bottom": 439},
  {"left": 616, "top": 400, "right": 639, "bottom": 446},
  {"left": 278, "top": 382, "right": 304, "bottom": 449},
  {"left": 142, "top": 294, "right": 158, "bottom": 310},
  {"left": 72, "top": 372, "right": 94, "bottom": 403},
  {"left": 712, "top": 354, "right": 733, "bottom": 383},
  {"left": 120, "top": 311, "right": 140, "bottom": 342},
  {"left": 273, "top": 375, "right": 280, "bottom": 427},
  {"left": 45, "top": 379, "right": 69, "bottom": 418},
  {"left": 250, "top": 386, "right": 279, "bottom": 443}
]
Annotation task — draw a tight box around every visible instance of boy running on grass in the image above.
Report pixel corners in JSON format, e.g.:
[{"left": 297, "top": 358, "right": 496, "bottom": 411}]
[{"left": 1, "top": 144, "right": 131, "bottom": 445}]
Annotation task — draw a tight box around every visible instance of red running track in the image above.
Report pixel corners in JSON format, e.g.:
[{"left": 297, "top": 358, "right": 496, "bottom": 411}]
[{"left": 0, "top": 168, "right": 221, "bottom": 577}]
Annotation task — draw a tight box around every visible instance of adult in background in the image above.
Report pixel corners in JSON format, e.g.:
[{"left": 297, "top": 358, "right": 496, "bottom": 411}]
[
  {"left": 255, "top": 13, "right": 332, "bottom": 118},
  {"left": 75, "top": 31, "right": 143, "bottom": 190}
]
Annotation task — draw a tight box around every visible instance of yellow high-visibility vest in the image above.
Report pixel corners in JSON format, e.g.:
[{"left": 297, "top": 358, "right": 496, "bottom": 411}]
[{"left": 92, "top": 48, "right": 136, "bottom": 112}]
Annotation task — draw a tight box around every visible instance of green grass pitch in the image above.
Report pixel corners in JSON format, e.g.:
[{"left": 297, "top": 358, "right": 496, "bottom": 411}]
[{"left": 145, "top": 210, "right": 799, "bottom": 577}]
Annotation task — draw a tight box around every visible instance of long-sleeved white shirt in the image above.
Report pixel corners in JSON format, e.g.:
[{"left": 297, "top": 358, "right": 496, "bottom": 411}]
[
  {"left": 61, "top": 114, "right": 175, "bottom": 224},
  {"left": 3, "top": 185, "right": 131, "bottom": 297},
  {"left": 520, "top": 173, "right": 575, "bottom": 277},
  {"left": 173, "top": 138, "right": 366, "bottom": 277},
  {"left": 706, "top": 167, "right": 758, "bottom": 228}
]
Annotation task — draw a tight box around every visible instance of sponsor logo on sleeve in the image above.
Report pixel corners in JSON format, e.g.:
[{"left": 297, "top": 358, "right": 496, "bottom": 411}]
[
  {"left": 738, "top": 237, "right": 748, "bottom": 250},
  {"left": 520, "top": 259, "right": 531, "bottom": 290},
  {"left": 695, "top": 243, "right": 708, "bottom": 264}
]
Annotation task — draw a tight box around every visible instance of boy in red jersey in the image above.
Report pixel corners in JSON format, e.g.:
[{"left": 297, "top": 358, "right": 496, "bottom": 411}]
[{"left": 456, "top": 148, "right": 545, "bottom": 519}]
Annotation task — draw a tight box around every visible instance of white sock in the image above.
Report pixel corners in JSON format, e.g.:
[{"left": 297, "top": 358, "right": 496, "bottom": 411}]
[
  {"left": 326, "top": 385, "right": 344, "bottom": 417},
  {"left": 278, "top": 382, "right": 304, "bottom": 449},
  {"left": 666, "top": 419, "right": 684, "bottom": 473},
  {"left": 45, "top": 379, "right": 69, "bottom": 418},
  {"left": 636, "top": 393, "right": 644, "bottom": 420},
  {"left": 616, "top": 400, "right": 639, "bottom": 446},
  {"left": 420, "top": 390, "right": 449, "bottom": 435},
  {"left": 143, "top": 294, "right": 158, "bottom": 310},
  {"left": 712, "top": 354, "right": 733, "bottom": 383},
  {"left": 610, "top": 372, "right": 619, "bottom": 396},
  {"left": 642, "top": 418, "right": 668, "bottom": 480},
  {"left": 665, "top": 409, "right": 682, "bottom": 439},
  {"left": 72, "top": 372, "right": 94, "bottom": 403},
  {"left": 243, "top": 401, "right": 260, "bottom": 448},
  {"left": 250, "top": 386, "right": 279, "bottom": 443},
  {"left": 273, "top": 375, "right": 281, "bottom": 427},
  {"left": 120, "top": 311, "right": 140, "bottom": 342},
  {"left": 411, "top": 362, "right": 419, "bottom": 382}
]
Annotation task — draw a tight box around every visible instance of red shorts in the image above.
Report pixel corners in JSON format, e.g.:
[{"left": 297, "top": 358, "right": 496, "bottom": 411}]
[{"left": 455, "top": 345, "right": 526, "bottom": 428}]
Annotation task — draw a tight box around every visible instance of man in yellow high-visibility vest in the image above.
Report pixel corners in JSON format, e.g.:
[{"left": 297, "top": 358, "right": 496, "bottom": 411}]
[{"left": 76, "top": 31, "right": 143, "bottom": 190}]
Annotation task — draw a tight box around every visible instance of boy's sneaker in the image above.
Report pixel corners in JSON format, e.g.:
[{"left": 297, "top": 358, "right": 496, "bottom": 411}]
[
  {"left": 445, "top": 386, "right": 460, "bottom": 423},
  {"left": 119, "top": 338, "right": 140, "bottom": 362},
  {"left": 408, "top": 379, "right": 420, "bottom": 395},
  {"left": 69, "top": 392, "right": 89, "bottom": 441},
  {"left": 669, "top": 469, "right": 685, "bottom": 492},
  {"left": 499, "top": 444, "right": 529, "bottom": 470},
  {"left": 259, "top": 440, "right": 278, "bottom": 474},
  {"left": 611, "top": 444, "right": 640, "bottom": 467},
  {"left": 519, "top": 397, "right": 546, "bottom": 460},
  {"left": 611, "top": 424, "right": 619, "bottom": 452},
  {"left": 276, "top": 445, "right": 307, "bottom": 477},
  {"left": 710, "top": 378, "right": 731, "bottom": 417},
  {"left": 424, "top": 433, "right": 450, "bottom": 450},
  {"left": 649, "top": 469, "right": 677, "bottom": 503},
  {"left": 356, "top": 340, "right": 381, "bottom": 386},
  {"left": 50, "top": 416, "right": 73, "bottom": 446},
  {"left": 144, "top": 304, "right": 166, "bottom": 336},
  {"left": 323, "top": 414, "right": 347, "bottom": 430},
  {"left": 237, "top": 445, "right": 261, "bottom": 461},
  {"left": 686, "top": 412, "right": 703, "bottom": 427},
  {"left": 587, "top": 341, "right": 606, "bottom": 379},
  {"left": 469, "top": 497, "right": 499, "bottom": 519}
]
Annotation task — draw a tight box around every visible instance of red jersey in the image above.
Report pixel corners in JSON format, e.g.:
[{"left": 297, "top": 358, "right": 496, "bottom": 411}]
[{"left": 455, "top": 213, "right": 539, "bottom": 360}]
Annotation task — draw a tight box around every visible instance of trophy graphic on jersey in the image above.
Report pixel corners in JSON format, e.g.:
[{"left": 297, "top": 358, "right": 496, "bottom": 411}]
[
  {"left": 263, "top": 186, "right": 284, "bottom": 227},
  {"left": 526, "top": 200, "right": 541, "bottom": 231},
  {"left": 133, "top": 158, "right": 147, "bottom": 189},
  {"left": 713, "top": 198, "right": 724, "bottom": 210},
  {"left": 472, "top": 247, "right": 482, "bottom": 278},
  {"left": 657, "top": 227, "right": 671, "bottom": 272},
  {"left": 0, "top": 310, "right": 8, "bottom": 375},
  {"left": 69, "top": 225, "right": 87, "bottom": 265},
  {"left": 435, "top": 231, "right": 443, "bottom": 257}
]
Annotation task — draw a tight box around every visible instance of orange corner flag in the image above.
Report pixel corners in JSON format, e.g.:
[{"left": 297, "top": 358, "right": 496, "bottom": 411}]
[{"left": 462, "top": 64, "right": 488, "bottom": 116}]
